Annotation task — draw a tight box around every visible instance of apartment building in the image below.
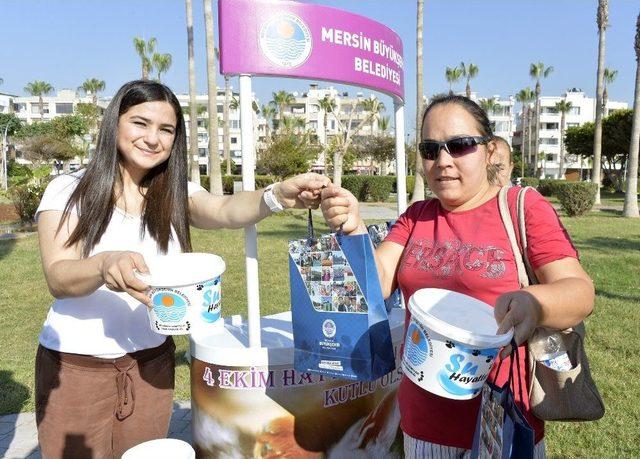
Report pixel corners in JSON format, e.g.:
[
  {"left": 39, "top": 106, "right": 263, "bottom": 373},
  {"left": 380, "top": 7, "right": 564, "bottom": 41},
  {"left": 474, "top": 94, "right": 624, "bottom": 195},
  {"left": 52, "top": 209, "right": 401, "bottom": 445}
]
[
  {"left": 278, "top": 83, "right": 388, "bottom": 174},
  {"left": 513, "top": 88, "right": 628, "bottom": 179},
  {"left": 0, "top": 93, "right": 17, "bottom": 114},
  {"left": 13, "top": 89, "right": 106, "bottom": 124},
  {"left": 176, "top": 90, "right": 266, "bottom": 174}
]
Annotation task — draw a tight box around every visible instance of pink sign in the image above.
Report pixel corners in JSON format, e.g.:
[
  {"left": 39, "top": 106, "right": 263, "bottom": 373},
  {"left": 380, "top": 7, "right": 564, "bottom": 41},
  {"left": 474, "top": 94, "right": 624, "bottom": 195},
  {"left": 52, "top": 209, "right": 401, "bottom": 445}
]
[{"left": 218, "top": 0, "right": 404, "bottom": 101}]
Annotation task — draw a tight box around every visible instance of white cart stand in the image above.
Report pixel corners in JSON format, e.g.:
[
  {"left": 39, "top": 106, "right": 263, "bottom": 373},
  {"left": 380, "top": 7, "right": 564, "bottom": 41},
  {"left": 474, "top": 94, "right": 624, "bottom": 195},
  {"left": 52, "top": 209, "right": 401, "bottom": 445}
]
[{"left": 190, "top": 309, "right": 405, "bottom": 458}]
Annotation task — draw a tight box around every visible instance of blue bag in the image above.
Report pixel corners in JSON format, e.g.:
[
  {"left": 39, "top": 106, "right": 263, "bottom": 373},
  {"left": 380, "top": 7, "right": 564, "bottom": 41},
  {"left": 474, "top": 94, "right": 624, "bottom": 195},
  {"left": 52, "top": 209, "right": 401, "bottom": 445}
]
[
  {"left": 289, "top": 212, "right": 395, "bottom": 381},
  {"left": 367, "top": 221, "right": 402, "bottom": 312},
  {"left": 471, "top": 341, "right": 535, "bottom": 459}
]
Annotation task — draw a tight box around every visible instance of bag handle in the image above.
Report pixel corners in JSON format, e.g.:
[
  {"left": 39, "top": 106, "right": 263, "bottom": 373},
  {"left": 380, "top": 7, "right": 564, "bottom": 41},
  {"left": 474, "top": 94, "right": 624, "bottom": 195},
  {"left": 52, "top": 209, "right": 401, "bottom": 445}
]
[{"left": 497, "top": 186, "right": 530, "bottom": 288}]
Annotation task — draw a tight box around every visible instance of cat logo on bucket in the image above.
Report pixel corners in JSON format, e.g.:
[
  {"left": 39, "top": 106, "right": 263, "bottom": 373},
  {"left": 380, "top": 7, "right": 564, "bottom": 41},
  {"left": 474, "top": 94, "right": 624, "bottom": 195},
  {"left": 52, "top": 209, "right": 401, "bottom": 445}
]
[{"left": 259, "top": 13, "right": 312, "bottom": 68}]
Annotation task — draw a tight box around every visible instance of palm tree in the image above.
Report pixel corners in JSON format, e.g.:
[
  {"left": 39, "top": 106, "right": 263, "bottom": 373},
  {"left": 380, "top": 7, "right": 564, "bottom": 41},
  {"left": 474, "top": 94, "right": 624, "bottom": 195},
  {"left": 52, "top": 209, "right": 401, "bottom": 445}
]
[
  {"left": 445, "top": 66, "right": 463, "bottom": 95},
  {"left": 79, "top": 78, "right": 105, "bottom": 105},
  {"left": 593, "top": 0, "right": 608, "bottom": 204},
  {"left": 530, "top": 61, "right": 554, "bottom": 177},
  {"left": 554, "top": 100, "right": 573, "bottom": 179},
  {"left": 480, "top": 97, "right": 500, "bottom": 117},
  {"left": 623, "top": 12, "right": 640, "bottom": 218},
  {"left": 153, "top": 53, "right": 173, "bottom": 82},
  {"left": 185, "top": 0, "right": 200, "bottom": 184},
  {"left": 203, "top": 0, "right": 222, "bottom": 194},
  {"left": 261, "top": 104, "right": 276, "bottom": 140},
  {"left": 412, "top": 0, "right": 425, "bottom": 203},
  {"left": 362, "top": 97, "right": 385, "bottom": 135},
  {"left": 603, "top": 67, "right": 617, "bottom": 116},
  {"left": 223, "top": 75, "right": 232, "bottom": 176},
  {"left": 230, "top": 96, "right": 239, "bottom": 110},
  {"left": 516, "top": 88, "right": 535, "bottom": 175},
  {"left": 24, "top": 80, "right": 54, "bottom": 121},
  {"left": 270, "top": 90, "right": 295, "bottom": 133},
  {"left": 133, "top": 37, "right": 157, "bottom": 80},
  {"left": 460, "top": 62, "right": 479, "bottom": 98}
]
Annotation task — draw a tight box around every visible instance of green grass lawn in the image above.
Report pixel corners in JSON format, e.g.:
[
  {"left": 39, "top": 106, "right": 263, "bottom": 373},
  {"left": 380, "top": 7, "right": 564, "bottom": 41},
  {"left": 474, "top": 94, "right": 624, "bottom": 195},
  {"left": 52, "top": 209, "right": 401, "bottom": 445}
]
[{"left": 1, "top": 209, "right": 639, "bottom": 457}]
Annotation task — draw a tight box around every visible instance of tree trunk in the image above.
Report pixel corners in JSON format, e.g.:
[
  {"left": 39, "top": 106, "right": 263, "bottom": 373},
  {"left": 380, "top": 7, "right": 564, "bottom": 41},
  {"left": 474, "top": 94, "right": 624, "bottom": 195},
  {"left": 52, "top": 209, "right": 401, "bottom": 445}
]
[
  {"left": 186, "top": 0, "right": 201, "bottom": 184},
  {"left": 204, "top": 0, "right": 222, "bottom": 195},
  {"left": 39, "top": 96, "right": 44, "bottom": 121},
  {"left": 623, "top": 37, "right": 640, "bottom": 217},
  {"left": 593, "top": 1, "right": 607, "bottom": 204},
  {"left": 411, "top": 0, "right": 425, "bottom": 203},
  {"left": 333, "top": 148, "right": 343, "bottom": 187},
  {"left": 223, "top": 75, "right": 232, "bottom": 176},
  {"left": 534, "top": 92, "right": 540, "bottom": 177},
  {"left": 466, "top": 81, "right": 471, "bottom": 99},
  {"left": 559, "top": 113, "right": 565, "bottom": 179}
]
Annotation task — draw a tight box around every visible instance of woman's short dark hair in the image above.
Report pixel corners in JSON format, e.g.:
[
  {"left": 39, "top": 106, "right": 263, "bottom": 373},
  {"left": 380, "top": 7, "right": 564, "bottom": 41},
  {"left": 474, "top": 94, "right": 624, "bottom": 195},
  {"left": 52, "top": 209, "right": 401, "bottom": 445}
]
[
  {"left": 420, "top": 95, "right": 493, "bottom": 139},
  {"left": 61, "top": 80, "right": 192, "bottom": 257}
]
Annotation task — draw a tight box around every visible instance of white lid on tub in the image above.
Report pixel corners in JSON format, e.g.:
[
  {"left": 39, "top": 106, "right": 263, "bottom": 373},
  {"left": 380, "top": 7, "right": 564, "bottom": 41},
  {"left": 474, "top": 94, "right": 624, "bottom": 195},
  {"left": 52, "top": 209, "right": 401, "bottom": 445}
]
[
  {"left": 190, "top": 308, "right": 407, "bottom": 367},
  {"left": 139, "top": 253, "right": 226, "bottom": 287},
  {"left": 408, "top": 288, "right": 512, "bottom": 348}
]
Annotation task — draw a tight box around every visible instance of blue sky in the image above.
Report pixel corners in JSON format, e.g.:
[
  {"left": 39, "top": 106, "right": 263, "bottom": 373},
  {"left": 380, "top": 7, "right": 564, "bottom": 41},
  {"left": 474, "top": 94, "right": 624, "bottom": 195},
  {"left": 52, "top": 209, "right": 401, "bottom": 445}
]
[{"left": 0, "top": 0, "right": 638, "bottom": 139}]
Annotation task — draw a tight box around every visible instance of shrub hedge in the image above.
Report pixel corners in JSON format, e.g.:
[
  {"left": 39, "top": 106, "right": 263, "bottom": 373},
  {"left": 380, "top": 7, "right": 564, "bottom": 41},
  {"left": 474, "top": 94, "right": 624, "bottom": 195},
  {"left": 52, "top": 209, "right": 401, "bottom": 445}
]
[
  {"left": 200, "top": 175, "right": 276, "bottom": 194},
  {"left": 557, "top": 182, "right": 598, "bottom": 217},
  {"left": 8, "top": 180, "right": 50, "bottom": 222},
  {"left": 520, "top": 177, "right": 539, "bottom": 188},
  {"left": 537, "top": 179, "right": 567, "bottom": 197}
]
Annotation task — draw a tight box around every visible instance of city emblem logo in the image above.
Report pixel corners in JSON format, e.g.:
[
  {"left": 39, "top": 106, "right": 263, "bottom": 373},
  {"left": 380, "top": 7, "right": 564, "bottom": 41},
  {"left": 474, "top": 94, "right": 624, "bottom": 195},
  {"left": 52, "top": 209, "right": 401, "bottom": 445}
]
[
  {"left": 322, "top": 319, "right": 336, "bottom": 338},
  {"left": 404, "top": 323, "right": 429, "bottom": 366},
  {"left": 151, "top": 289, "right": 189, "bottom": 323},
  {"left": 259, "top": 13, "right": 312, "bottom": 68}
]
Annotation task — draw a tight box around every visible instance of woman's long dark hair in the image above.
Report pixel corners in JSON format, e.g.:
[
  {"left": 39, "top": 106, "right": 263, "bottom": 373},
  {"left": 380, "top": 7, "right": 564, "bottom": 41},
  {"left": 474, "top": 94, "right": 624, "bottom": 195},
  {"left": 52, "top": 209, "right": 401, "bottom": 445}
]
[{"left": 60, "top": 80, "right": 192, "bottom": 257}]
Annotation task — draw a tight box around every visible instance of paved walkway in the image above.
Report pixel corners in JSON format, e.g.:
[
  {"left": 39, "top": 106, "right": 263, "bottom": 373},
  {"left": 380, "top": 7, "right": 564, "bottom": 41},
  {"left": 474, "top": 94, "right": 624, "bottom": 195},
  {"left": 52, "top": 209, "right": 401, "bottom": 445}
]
[{"left": 0, "top": 401, "right": 192, "bottom": 459}]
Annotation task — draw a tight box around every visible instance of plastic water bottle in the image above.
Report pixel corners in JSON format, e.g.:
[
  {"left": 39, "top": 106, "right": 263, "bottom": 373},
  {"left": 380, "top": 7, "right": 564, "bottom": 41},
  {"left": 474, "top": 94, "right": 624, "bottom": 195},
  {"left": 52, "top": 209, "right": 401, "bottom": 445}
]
[{"left": 530, "top": 328, "right": 573, "bottom": 371}]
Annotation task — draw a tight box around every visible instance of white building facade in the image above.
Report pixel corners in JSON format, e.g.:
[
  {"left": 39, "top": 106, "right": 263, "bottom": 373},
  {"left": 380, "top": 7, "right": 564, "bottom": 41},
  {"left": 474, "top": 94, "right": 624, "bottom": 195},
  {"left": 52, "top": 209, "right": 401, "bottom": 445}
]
[
  {"left": 176, "top": 90, "right": 266, "bottom": 174},
  {"left": 513, "top": 88, "right": 627, "bottom": 179}
]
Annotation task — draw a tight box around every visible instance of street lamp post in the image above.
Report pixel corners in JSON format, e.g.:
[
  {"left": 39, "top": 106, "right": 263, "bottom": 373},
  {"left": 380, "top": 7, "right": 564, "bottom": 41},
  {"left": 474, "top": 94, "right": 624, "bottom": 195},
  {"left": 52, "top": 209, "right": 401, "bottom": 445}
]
[{"left": 1, "top": 122, "right": 10, "bottom": 190}]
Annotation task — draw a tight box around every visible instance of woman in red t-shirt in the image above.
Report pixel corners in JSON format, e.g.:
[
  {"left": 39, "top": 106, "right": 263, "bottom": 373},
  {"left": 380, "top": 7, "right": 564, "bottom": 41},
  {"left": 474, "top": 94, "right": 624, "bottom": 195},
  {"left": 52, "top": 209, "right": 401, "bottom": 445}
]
[{"left": 320, "top": 95, "right": 595, "bottom": 458}]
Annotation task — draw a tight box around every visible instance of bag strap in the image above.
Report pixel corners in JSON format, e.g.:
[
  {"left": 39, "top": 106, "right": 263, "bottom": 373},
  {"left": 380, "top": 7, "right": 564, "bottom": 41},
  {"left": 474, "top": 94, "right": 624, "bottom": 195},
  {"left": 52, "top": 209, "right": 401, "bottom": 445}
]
[
  {"left": 497, "top": 186, "right": 530, "bottom": 288},
  {"left": 515, "top": 187, "right": 539, "bottom": 285}
]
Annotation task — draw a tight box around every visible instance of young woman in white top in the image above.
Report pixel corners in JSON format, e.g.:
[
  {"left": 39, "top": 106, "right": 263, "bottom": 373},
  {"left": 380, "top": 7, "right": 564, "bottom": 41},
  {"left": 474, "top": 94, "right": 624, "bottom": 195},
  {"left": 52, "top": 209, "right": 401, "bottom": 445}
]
[{"left": 35, "top": 80, "right": 329, "bottom": 459}]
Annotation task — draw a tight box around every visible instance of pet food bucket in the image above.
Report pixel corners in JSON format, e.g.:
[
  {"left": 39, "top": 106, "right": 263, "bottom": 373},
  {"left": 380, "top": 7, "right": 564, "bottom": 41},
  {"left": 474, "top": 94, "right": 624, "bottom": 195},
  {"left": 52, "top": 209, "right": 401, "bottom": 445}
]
[
  {"left": 139, "top": 253, "right": 225, "bottom": 335},
  {"left": 402, "top": 288, "right": 512, "bottom": 400}
]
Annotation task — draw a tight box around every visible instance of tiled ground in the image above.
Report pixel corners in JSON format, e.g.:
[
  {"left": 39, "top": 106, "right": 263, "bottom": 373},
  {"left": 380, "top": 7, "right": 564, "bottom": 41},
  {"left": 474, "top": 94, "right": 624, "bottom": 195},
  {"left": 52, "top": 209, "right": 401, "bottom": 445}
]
[{"left": 0, "top": 400, "right": 192, "bottom": 459}]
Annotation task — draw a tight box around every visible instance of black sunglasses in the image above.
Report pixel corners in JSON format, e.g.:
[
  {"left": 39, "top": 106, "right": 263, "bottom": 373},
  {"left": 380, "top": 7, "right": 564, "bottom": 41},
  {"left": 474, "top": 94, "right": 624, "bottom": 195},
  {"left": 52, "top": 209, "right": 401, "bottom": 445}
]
[{"left": 418, "top": 136, "right": 491, "bottom": 161}]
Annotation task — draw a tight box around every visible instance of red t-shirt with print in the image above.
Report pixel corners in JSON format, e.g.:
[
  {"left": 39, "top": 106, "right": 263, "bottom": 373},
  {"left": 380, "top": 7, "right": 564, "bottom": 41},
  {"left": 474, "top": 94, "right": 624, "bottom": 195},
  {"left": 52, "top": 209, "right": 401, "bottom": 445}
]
[{"left": 384, "top": 187, "right": 578, "bottom": 449}]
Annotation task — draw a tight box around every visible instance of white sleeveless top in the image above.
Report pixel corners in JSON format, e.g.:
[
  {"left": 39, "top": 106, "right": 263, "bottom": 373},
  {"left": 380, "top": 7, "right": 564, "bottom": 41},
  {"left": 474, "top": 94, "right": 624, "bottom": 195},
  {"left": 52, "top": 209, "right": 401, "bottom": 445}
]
[{"left": 36, "top": 172, "right": 206, "bottom": 357}]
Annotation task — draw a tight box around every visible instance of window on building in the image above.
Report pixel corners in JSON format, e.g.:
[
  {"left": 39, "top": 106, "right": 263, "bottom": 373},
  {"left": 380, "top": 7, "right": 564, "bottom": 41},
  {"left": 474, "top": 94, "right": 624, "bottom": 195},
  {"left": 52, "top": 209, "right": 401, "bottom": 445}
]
[
  {"left": 199, "top": 164, "right": 208, "bottom": 175},
  {"left": 569, "top": 107, "right": 581, "bottom": 115},
  {"left": 541, "top": 107, "right": 557, "bottom": 114},
  {"left": 198, "top": 133, "right": 208, "bottom": 143},
  {"left": 231, "top": 137, "right": 238, "bottom": 144},
  {"left": 217, "top": 104, "right": 224, "bottom": 112},
  {"left": 494, "top": 121, "right": 510, "bottom": 132},
  {"left": 197, "top": 119, "right": 206, "bottom": 127},
  {"left": 541, "top": 122, "right": 559, "bottom": 130},
  {"left": 198, "top": 148, "right": 207, "bottom": 157},
  {"left": 31, "top": 103, "right": 49, "bottom": 114},
  {"left": 55, "top": 103, "right": 73, "bottom": 114},
  {"left": 308, "top": 121, "right": 318, "bottom": 130},
  {"left": 230, "top": 120, "right": 240, "bottom": 129},
  {"left": 567, "top": 122, "right": 580, "bottom": 128},
  {"left": 540, "top": 138, "right": 559, "bottom": 145},
  {"left": 331, "top": 120, "right": 336, "bottom": 130},
  {"left": 14, "top": 103, "right": 26, "bottom": 112}
]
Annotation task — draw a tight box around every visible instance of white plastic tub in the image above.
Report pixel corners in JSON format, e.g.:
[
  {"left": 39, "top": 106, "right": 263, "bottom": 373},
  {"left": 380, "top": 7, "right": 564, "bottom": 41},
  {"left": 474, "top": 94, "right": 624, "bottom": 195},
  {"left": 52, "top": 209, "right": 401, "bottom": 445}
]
[
  {"left": 140, "top": 253, "right": 226, "bottom": 335},
  {"left": 402, "top": 288, "right": 513, "bottom": 400}
]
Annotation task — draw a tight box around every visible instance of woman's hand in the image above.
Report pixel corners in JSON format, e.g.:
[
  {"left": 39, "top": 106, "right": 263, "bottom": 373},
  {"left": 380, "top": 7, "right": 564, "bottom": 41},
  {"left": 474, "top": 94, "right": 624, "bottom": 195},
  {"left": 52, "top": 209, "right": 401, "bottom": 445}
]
[
  {"left": 320, "top": 185, "right": 366, "bottom": 235},
  {"left": 494, "top": 290, "right": 542, "bottom": 357},
  {"left": 100, "top": 251, "right": 152, "bottom": 307},
  {"left": 276, "top": 173, "right": 332, "bottom": 209}
]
